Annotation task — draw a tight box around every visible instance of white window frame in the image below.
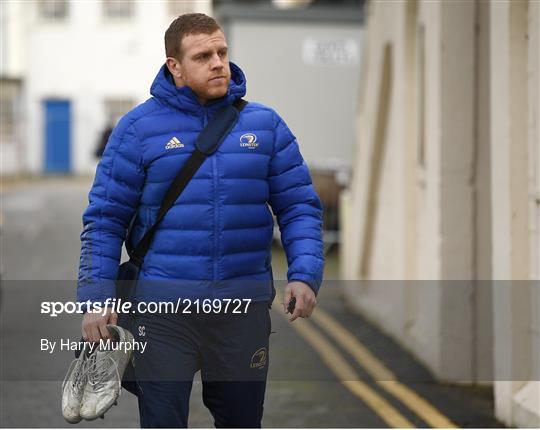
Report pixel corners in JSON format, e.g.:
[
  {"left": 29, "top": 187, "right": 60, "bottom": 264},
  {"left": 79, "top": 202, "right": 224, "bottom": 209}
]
[
  {"left": 102, "top": 0, "right": 134, "bottom": 20},
  {"left": 38, "top": 0, "right": 68, "bottom": 21}
]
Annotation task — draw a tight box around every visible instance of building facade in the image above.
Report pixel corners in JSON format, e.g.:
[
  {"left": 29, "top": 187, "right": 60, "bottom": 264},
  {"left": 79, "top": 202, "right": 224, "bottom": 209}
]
[
  {"left": 340, "top": 0, "right": 539, "bottom": 427},
  {"left": 0, "top": 0, "right": 211, "bottom": 176}
]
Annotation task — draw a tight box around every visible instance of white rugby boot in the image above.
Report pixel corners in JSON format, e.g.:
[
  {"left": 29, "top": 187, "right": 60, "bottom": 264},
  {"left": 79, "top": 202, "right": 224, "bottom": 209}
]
[
  {"left": 62, "top": 342, "right": 92, "bottom": 424},
  {"left": 79, "top": 325, "right": 134, "bottom": 420}
]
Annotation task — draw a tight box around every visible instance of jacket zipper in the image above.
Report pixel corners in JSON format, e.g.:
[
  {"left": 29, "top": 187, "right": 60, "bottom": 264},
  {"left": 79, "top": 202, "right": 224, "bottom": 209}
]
[
  {"left": 212, "top": 154, "right": 219, "bottom": 282},
  {"left": 203, "top": 108, "right": 219, "bottom": 282}
]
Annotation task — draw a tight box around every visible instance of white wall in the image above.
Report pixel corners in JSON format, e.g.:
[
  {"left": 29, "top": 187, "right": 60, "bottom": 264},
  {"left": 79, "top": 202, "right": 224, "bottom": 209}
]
[
  {"left": 1, "top": 1, "right": 29, "bottom": 176},
  {"left": 12, "top": 0, "right": 211, "bottom": 175},
  {"left": 341, "top": 0, "right": 539, "bottom": 426},
  {"left": 0, "top": 1, "right": 29, "bottom": 77},
  {"left": 26, "top": 2, "right": 163, "bottom": 174},
  {"left": 227, "top": 19, "right": 362, "bottom": 172},
  {"left": 341, "top": 0, "right": 487, "bottom": 383},
  {"left": 490, "top": 0, "right": 540, "bottom": 426}
]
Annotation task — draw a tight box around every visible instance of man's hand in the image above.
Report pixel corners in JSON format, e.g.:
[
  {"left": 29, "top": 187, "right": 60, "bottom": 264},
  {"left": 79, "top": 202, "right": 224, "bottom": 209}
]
[
  {"left": 82, "top": 307, "right": 118, "bottom": 342},
  {"left": 283, "top": 281, "right": 317, "bottom": 322}
]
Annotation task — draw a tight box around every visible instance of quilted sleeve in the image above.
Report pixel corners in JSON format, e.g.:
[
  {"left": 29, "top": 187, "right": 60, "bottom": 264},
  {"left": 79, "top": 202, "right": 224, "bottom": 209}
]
[
  {"left": 77, "top": 118, "right": 145, "bottom": 305},
  {"left": 268, "top": 112, "right": 325, "bottom": 294}
]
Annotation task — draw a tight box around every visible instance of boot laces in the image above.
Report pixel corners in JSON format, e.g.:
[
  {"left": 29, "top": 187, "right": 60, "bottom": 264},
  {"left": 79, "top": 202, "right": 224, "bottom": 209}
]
[
  {"left": 62, "top": 356, "right": 89, "bottom": 393},
  {"left": 86, "top": 351, "right": 121, "bottom": 393}
]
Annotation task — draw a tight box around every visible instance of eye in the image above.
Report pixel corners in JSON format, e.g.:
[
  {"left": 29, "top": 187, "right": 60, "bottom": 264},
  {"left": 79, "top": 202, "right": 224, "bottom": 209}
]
[{"left": 196, "top": 53, "right": 210, "bottom": 61}]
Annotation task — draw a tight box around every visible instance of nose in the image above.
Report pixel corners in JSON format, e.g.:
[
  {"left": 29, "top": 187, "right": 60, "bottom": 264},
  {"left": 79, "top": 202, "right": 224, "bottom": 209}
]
[{"left": 210, "top": 52, "right": 224, "bottom": 70}]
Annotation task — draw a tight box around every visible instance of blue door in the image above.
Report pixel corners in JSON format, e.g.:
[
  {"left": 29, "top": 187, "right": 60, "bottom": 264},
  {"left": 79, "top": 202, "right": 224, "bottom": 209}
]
[{"left": 44, "top": 100, "right": 71, "bottom": 173}]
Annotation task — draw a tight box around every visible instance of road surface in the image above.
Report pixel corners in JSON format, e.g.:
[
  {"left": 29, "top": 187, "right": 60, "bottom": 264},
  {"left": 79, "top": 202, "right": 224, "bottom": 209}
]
[{"left": 0, "top": 178, "right": 502, "bottom": 428}]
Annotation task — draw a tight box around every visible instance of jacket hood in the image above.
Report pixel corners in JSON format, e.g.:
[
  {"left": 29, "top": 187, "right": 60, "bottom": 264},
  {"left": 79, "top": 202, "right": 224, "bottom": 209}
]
[{"left": 150, "top": 61, "right": 247, "bottom": 114}]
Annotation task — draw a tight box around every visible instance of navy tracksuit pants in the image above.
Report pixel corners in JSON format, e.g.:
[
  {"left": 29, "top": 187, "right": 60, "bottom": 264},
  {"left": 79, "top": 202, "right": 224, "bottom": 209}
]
[{"left": 132, "top": 301, "right": 272, "bottom": 428}]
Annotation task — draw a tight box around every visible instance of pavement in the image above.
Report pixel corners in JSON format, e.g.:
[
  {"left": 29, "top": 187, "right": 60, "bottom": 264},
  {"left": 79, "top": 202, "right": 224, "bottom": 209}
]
[{"left": 0, "top": 178, "right": 504, "bottom": 428}]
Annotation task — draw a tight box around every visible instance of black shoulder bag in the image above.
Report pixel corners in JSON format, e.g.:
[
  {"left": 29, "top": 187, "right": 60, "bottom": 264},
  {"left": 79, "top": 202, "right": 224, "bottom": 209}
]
[
  {"left": 117, "top": 98, "right": 248, "bottom": 310},
  {"left": 78, "top": 98, "right": 248, "bottom": 396}
]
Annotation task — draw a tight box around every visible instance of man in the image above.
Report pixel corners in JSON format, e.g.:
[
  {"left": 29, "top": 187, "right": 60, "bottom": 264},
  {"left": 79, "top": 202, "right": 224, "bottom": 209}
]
[
  {"left": 77, "top": 13, "right": 324, "bottom": 428},
  {"left": 93, "top": 122, "right": 114, "bottom": 159}
]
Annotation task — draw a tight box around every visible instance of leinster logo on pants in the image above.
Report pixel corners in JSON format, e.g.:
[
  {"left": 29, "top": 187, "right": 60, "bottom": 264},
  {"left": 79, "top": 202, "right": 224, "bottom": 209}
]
[{"left": 250, "top": 347, "right": 267, "bottom": 369}]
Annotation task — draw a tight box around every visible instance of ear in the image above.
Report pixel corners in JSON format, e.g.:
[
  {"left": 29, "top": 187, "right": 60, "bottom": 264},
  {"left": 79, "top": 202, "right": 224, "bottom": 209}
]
[
  {"left": 165, "top": 57, "right": 183, "bottom": 79},
  {"left": 165, "top": 57, "right": 186, "bottom": 87}
]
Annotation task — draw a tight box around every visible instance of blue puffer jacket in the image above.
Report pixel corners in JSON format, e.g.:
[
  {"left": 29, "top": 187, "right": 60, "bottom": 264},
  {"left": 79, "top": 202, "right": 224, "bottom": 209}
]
[{"left": 77, "top": 62, "right": 324, "bottom": 304}]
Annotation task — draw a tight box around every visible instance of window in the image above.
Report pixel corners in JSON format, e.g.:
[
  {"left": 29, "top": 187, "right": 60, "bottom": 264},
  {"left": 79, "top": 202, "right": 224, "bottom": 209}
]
[
  {"left": 0, "top": 98, "right": 15, "bottom": 142},
  {"left": 104, "top": 98, "right": 134, "bottom": 125},
  {"left": 38, "top": 0, "right": 68, "bottom": 20},
  {"left": 168, "top": 0, "right": 197, "bottom": 17},
  {"left": 103, "top": 0, "right": 134, "bottom": 19},
  {"left": 0, "top": 81, "right": 20, "bottom": 143}
]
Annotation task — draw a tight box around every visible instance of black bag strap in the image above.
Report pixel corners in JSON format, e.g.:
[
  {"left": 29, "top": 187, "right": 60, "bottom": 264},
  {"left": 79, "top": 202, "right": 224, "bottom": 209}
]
[{"left": 127, "top": 98, "right": 248, "bottom": 266}]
